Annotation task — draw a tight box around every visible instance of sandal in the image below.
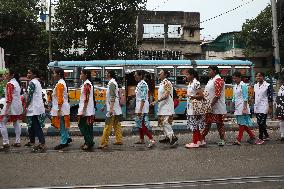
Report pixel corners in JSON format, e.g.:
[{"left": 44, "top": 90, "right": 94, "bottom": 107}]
[
  {"left": 12, "top": 143, "right": 21, "bottom": 147},
  {"left": 98, "top": 144, "right": 108, "bottom": 149},
  {"left": 217, "top": 140, "right": 225, "bottom": 146},
  {"left": 232, "top": 141, "right": 241, "bottom": 146},
  {"left": 134, "top": 140, "right": 145, "bottom": 144}
]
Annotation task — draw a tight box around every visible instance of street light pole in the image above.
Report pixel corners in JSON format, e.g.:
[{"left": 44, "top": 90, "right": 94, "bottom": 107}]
[
  {"left": 48, "top": 0, "right": 52, "bottom": 62},
  {"left": 271, "top": 0, "right": 281, "bottom": 88}
]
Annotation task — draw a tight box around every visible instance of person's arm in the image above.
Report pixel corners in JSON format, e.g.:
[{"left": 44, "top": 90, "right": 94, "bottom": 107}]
[
  {"left": 267, "top": 84, "right": 273, "bottom": 114},
  {"left": 26, "top": 82, "right": 35, "bottom": 108},
  {"left": 109, "top": 83, "right": 116, "bottom": 115},
  {"left": 83, "top": 83, "right": 91, "bottom": 111},
  {"left": 211, "top": 78, "right": 224, "bottom": 107},
  {"left": 5, "top": 83, "right": 14, "bottom": 114},
  {"left": 56, "top": 83, "right": 64, "bottom": 113},
  {"left": 138, "top": 84, "right": 147, "bottom": 116},
  {"left": 155, "top": 81, "right": 171, "bottom": 103}
]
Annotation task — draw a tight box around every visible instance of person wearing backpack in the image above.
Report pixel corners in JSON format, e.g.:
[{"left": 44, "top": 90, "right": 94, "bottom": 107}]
[
  {"left": 77, "top": 70, "right": 95, "bottom": 151},
  {"left": 51, "top": 68, "right": 72, "bottom": 150},
  {"left": 151, "top": 69, "right": 178, "bottom": 146},
  {"left": 133, "top": 70, "right": 156, "bottom": 148},
  {"left": 232, "top": 71, "right": 255, "bottom": 145},
  {"left": 98, "top": 70, "right": 123, "bottom": 149}
]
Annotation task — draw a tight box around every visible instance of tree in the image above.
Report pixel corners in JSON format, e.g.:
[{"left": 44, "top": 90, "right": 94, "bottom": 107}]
[
  {"left": 52, "top": 0, "right": 147, "bottom": 60},
  {"left": 237, "top": 5, "right": 284, "bottom": 57},
  {"left": 0, "top": 0, "right": 49, "bottom": 80}
]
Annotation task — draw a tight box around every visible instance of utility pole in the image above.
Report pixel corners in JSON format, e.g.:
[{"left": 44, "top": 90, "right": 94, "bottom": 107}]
[
  {"left": 271, "top": 0, "right": 281, "bottom": 89},
  {"left": 48, "top": 0, "right": 52, "bottom": 62}
]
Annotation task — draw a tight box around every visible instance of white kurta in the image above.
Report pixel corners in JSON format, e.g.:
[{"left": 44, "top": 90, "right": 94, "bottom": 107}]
[
  {"left": 78, "top": 79, "right": 95, "bottom": 116},
  {"left": 157, "top": 78, "right": 175, "bottom": 116},
  {"left": 26, "top": 78, "right": 45, "bottom": 116},
  {"left": 0, "top": 78, "right": 22, "bottom": 116},
  {"left": 135, "top": 80, "right": 149, "bottom": 114},
  {"left": 187, "top": 78, "right": 201, "bottom": 115},
  {"left": 254, "top": 81, "right": 270, "bottom": 114},
  {"left": 204, "top": 74, "right": 227, "bottom": 114},
  {"left": 106, "top": 78, "right": 122, "bottom": 115},
  {"left": 51, "top": 79, "right": 70, "bottom": 116},
  {"left": 278, "top": 85, "right": 284, "bottom": 96},
  {"left": 233, "top": 81, "right": 250, "bottom": 115}
]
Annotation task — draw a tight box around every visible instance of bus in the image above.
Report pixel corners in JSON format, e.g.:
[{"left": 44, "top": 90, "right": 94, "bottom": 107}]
[{"left": 47, "top": 59, "right": 254, "bottom": 121}]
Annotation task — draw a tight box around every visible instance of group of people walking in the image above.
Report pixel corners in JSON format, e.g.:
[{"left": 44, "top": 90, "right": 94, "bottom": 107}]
[{"left": 0, "top": 66, "right": 283, "bottom": 152}]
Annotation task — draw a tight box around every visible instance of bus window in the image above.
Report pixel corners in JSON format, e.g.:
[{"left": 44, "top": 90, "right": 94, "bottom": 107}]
[{"left": 64, "top": 69, "right": 75, "bottom": 87}]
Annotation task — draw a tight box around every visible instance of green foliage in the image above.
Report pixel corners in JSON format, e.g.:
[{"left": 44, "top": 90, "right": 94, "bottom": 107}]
[
  {"left": 237, "top": 5, "right": 284, "bottom": 57},
  {"left": 0, "top": 0, "right": 49, "bottom": 80},
  {"left": 52, "top": 0, "right": 147, "bottom": 60}
]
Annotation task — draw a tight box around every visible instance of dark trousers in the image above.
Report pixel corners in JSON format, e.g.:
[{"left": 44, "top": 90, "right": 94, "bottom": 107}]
[
  {"left": 29, "top": 116, "right": 45, "bottom": 144},
  {"left": 256, "top": 113, "right": 269, "bottom": 140},
  {"left": 78, "top": 117, "right": 94, "bottom": 146}
]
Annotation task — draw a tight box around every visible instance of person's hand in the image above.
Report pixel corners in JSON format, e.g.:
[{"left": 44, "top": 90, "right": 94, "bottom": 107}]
[
  {"left": 101, "top": 107, "right": 105, "bottom": 112},
  {"left": 150, "top": 101, "right": 156, "bottom": 106},
  {"left": 268, "top": 106, "right": 273, "bottom": 115},
  {"left": 109, "top": 109, "right": 114, "bottom": 116},
  {"left": 57, "top": 109, "right": 61, "bottom": 117},
  {"left": 242, "top": 107, "right": 248, "bottom": 114},
  {"left": 137, "top": 112, "right": 142, "bottom": 117}
]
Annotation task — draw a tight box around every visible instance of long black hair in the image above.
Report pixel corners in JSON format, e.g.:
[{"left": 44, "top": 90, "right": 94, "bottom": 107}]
[
  {"left": 28, "top": 68, "right": 40, "bottom": 78},
  {"left": 208, "top": 65, "right": 220, "bottom": 75},
  {"left": 186, "top": 68, "right": 199, "bottom": 80},
  {"left": 8, "top": 68, "right": 20, "bottom": 86}
]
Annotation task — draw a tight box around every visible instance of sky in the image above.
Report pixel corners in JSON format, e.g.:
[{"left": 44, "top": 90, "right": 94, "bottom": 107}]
[{"left": 146, "top": 0, "right": 271, "bottom": 40}]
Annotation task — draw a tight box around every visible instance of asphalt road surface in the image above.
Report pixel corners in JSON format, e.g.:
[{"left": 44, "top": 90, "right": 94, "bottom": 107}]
[{"left": 0, "top": 129, "right": 283, "bottom": 189}]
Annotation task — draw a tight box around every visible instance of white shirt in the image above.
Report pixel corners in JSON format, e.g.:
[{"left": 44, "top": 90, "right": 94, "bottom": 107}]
[
  {"left": 135, "top": 80, "right": 149, "bottom": 114},
  {"left": 278, "top": 85, "right": 284, "bottom": 96},
  {"left": 233, "top": 81, "right": 250, "bottom": 115},
  {"left": 204, "top": 74, "right": 227, "bottom": 114},
  {"left": 157, "top": 78, "right": 175, "bottom": 115},
  {"left": 0, "top": 78, "right": 22, "bottom": 116},
  {"left": 26, "top": 78, "right": 45, "bottom": 116},
  {"left": 51, "top": 79, "right": 70, "bottom": 116},
  {"left": 106, "top": 78, "right": 122, "bottom": 115},
  {"left": 78, "top": 79, "right": 95, "bottom": 116},
  {"left": 254, "top": 81, "right": 270, "bottom": 114},
  {"left": 187, "top": 78, "right": 201, "bottom": 115}
]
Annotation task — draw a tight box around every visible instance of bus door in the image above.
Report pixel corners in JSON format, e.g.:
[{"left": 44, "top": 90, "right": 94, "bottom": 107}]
[{"left": 125, "top": 66, "right": 155, "bottom": 120}]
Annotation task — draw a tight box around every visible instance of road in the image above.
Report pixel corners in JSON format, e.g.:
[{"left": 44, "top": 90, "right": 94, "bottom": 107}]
[{"left": 0, "top": 129, "right": 283, "bottom": 189}]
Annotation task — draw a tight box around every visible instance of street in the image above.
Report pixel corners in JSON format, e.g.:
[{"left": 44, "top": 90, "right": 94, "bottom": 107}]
[{"left": 0, "top": 129, "right": 283, "bottom": 189}]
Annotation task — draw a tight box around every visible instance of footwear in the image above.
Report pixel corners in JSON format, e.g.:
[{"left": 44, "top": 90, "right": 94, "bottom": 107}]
[
  {"left": 247, "top": 138, "right": 255, "bottom": 145},
  {"left": 170, "top": 136, "right": 178, "bottom": 146},
  {"left": 134, "top": 140, "right": 145, "bottom": 144},
  {"left": 281, "top": 137, "right": 284, "bottom": 142},
  {"left": 11, "top": 143, "right": 21, "bottom": 147},
  {"left": 81, "top": 144, "right": 92, "bottom": 151},
  {"left": 159, "top": 137, "right": 170, "bottom": 144},
  {"left": 24, "top": 142, "right": 35, "bottom": 147},
  {"left": 32, "top": 144, "right": 46, "bottom": 152},
  {"left": 255, "top": 139, "right": 264, "bottom": 145},
  {"left": 113, "top": 142, "right": 123, "bottom": 145},
  {"left": 0, "top": 144, "right": 10, "bottom": 151},
  {"left": 147, "top": 140, "right": 156, "bottom": 148},
  {"left": 233, "top": 141, "right": 241, "bottom": 146},
  {"left": 218, "top": 140, "right": 225, "bottom": 146},
  {"left": 54, "top": 143, "right": 68, "bottom": 150},
  {"left": 263, "top": 136, "right": 270, "bottom": 141},
  {"left": 98, "top": 144, "right": 108, "bottom": 149},
  {"left": 67, "top": 138, "right": 73, "bottom": 144},
  {"left": 200, "top": 140, "right": 206, "bottom": 147},
  {"left": 185, "top": 142, "right": 200, "bottom": 148}
]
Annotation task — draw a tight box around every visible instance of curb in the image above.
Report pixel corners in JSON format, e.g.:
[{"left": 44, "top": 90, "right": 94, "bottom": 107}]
[{"left": 4, "top": 120, "right": 280, "bottom": 137}]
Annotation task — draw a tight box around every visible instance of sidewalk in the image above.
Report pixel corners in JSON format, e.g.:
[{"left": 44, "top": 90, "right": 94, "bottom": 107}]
[{"left": 5, "top": 119, "right": 280, "bottom": 137}]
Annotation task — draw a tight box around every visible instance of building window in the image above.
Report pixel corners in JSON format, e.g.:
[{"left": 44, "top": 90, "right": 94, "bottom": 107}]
[
  {"left": 189, "top": 29, "right": 194, "bottom": 37},
  {"left": 143, "top": 24, "right": 164, "bottom": 38},
  {"left": 168, "top": 25, "right": 183, "bottom": 38}
]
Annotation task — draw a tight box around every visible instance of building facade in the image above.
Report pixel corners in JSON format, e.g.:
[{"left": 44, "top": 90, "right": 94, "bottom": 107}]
[{"left": 137, "top": 11, "right": 202, "bottom": 60}]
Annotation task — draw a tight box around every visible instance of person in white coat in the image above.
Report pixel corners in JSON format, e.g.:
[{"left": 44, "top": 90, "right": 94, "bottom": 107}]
[
  {"left": 232, "top": 71, "right": 255, "bottom": 145},
  {"left": 151, "top": 69, "right": 178, "bottom": 146},
  {"left": 51, "top": 68, "right": 72, "bottom": 150},
  {"left": 276, "top": 72, "right": 284, "bottom": 142},
  {"left": 253, "top": 72, "right": 273, "bottom": 145},
  {"left": 134, "top": 70, "right": 155, "bottom": 148},
  {"left": 25, "top": 69, "right": 46, "bottom": 152},
  {"left": 201, "top": 66, "right": 227, "bottom": 146},
  {"left": 0, "top": 69, "right": 22, "bottom": 150},
  {"left": 184, "top": 69, "right": 205, "bottom": 148},
  {"left": 77, "top": 69, "right": 95, "bottom": 151},
  {"left": 98, "top": 70, "right": 123, "bottom": 149}
]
